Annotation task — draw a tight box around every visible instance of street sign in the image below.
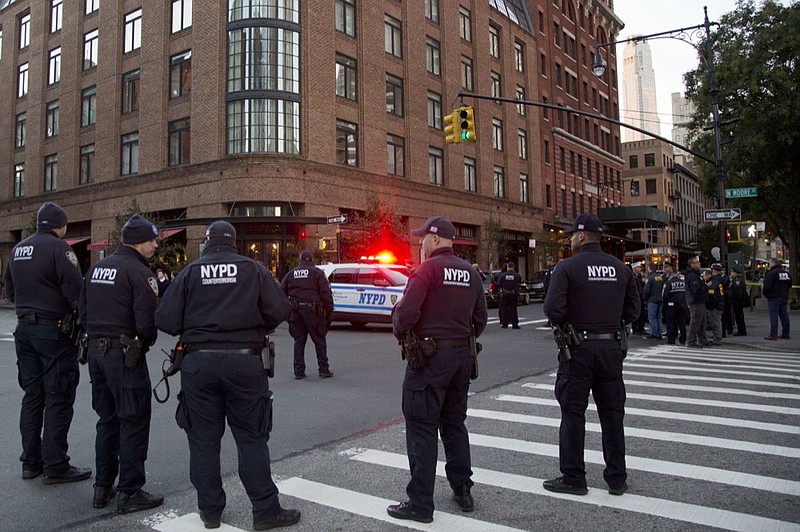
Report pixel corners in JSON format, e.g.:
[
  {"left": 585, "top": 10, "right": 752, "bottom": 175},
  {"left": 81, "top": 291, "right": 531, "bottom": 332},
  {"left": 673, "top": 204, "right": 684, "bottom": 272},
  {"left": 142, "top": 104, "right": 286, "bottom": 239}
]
[
  {"left": 725, "top": 187, "right": 758, "bottom": 199},
  {"left": 704, "top": 208, "right": 742, "bottom": 222},
  {"left": 326, "top": 214, "right": 347, "bottom": 224}
]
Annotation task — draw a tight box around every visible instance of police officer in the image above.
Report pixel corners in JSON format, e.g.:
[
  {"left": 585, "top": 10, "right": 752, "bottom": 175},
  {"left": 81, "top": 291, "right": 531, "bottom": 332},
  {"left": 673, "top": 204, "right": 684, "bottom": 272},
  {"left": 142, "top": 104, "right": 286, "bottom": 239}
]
[
  {"left": 642, "top": 263, "right": 665, "bottom": 339},
  {"left": 4, "top": 202, "right": 92, "bottom": 484},
  {"left": 156, "top": 221, "right": 299, "bottom": 530},
  {"left": 662, "top": 261, "right": 687, "bottom": 345},
  {"left": 684, "top": 256, "right": 708, "bottom": 348},
  {"left": 498, "top": 262, "right": 522, "bottom": 329},
  {"left": 79, "top": 214, "right": 163, "bottom": 513},
  {"left": 281, "top": 250, "right": 334, "bottom": 379},
  {"left": 729, "top": 266, "right": 748, "bottom": 336},
  {"left": 543, "top": 214, "right": 639, "bottom": 496},
  {"left": 543, "top": 255, "right": 556, "bottom": 326},
  {"left": 388, "top": 216, "right": 488, "bottom": 523},
  {"left": 706, "top": 264, "right": 725, "bottom": 346},
  {"left": 720, "top": 266, "right": 732, "bottom": 337},
  {"left": 631, "top": 262, "right": 647, "bottom": 335},
  {"left": 762, "top": 257, "right": 792, "bottom": 340}
]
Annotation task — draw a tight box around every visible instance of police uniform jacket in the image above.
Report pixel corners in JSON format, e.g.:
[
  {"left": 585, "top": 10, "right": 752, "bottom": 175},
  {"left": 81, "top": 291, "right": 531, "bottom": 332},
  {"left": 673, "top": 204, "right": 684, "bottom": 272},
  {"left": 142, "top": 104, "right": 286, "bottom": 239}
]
[
  {"left": 729, "top": 276, "right": 748, "bottom": 306},
  {"left": 543, "top": 266, "right": 554, "bottom": 294},
  {"left": 4, "top": 229, "right": 83, "bottom": 320},
  {"left": 684, "top": 268, "right": 708, "bottom": 306},
  {"left": 643, "top": 271, "right": 665, "bottom": 304},
  {"left": 763, "top": 265, "right": 792, "bottom": 300},
  {"left": 393, "top": 247, "right": 487, "bottom": 341},
  {"left": 706, "top": 276, "right": 725, "bottom": 311},
  {"left": 498, "top": 271, "right": 522, "bottom": 293},
  {"left": 662, "top": 273, "right": 688, "bottom": 310},
  {"left": 543, "top": 242, "right": 639, "bottom": 332},
  {"left": 280, "top": 259, "right": 333, "bottom": 314},
  {"left": 79, "top": 245, "right": 158, "bottom": 346},
  {"left": 156, "top": 241, "right": 290, "bottom": 350}
]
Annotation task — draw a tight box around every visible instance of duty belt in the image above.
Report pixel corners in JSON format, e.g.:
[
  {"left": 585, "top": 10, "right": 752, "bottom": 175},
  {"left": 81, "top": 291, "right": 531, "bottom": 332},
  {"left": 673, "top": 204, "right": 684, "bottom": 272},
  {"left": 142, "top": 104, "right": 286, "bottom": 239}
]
[
  {"left": 578, "top": 331, "right": 620, "bottom": 342},
  {"left": 87, "top": 337, "right": 124, "bottom": 349},
  {"left": 435, "top": 338, "right": 471, "bottom": 348},
  {"left": 190, "top": 348, "right": 259, "bottom": 356},
  {"left": 18, "top": 313, "right": 61, "bottom": 326},
  {"left": 296, "top": 301, "right": 319, "bottom": 307}
]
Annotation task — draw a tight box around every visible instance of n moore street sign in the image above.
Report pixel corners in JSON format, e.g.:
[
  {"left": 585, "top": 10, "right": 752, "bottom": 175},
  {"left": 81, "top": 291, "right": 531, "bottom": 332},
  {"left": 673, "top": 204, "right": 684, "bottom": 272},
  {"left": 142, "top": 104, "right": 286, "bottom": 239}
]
[
  {"left": 725, "top": 187, "right": 758, "bottom": 199},
  {"left": 704, "top": 208, "right": 742, "bottom": 222}
]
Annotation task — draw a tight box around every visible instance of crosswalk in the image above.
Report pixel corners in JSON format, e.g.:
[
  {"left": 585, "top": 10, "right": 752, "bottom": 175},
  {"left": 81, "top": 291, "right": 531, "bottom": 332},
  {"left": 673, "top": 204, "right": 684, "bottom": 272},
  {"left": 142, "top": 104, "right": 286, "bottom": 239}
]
[{"left": 153, "top": 344, "right": 800, "bottom": 531}]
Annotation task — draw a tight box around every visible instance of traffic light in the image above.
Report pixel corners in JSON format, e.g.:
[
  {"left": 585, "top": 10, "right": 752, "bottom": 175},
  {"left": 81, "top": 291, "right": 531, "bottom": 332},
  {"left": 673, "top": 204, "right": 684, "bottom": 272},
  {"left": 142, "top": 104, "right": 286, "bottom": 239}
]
[
  {"left": 459, "top": 106, "right": 476, "bottom": 142},
  {"left": 443, "top": 110, "right": 461, "bottom": 144}
]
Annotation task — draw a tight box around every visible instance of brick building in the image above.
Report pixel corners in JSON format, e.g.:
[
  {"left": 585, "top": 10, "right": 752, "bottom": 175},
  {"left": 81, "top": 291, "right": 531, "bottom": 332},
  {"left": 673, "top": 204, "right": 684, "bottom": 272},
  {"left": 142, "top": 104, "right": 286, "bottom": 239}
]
[{"left": 0, "top": 0, "right": 624, "bottom": 279}]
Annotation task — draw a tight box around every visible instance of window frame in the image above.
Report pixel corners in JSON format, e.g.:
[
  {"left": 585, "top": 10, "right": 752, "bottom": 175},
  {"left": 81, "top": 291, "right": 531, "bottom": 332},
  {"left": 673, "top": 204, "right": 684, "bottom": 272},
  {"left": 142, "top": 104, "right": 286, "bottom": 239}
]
[
  {"left": 46, "top": 100, "right": 60, "bottom": 138},
  {"left": 83, "top": 29, "right": 99, "bottom": 70},
  {"left": 14, "top": 164, "right": 25, "bottom": 198},
  {"left": 169, "top": 50, "right": 192, "bottom": 99},
  {"left": 124, "top": 9, "right": 143, "bottom": 53},
  {"left": 425, "top": 0, "right": 439, "bottom": 23},
  {"left": 492, "top": 118, "right": 503, "bottom": 151},
  {"left": 19, "top": 12, "right": 31, "bottom": 49},
  {"left": 335, "top": 0, "right": 356, "bottom": 37},
  {"left": 15, "top": 112, "right": 27, "bottom": 148},
  {"left": 488, "top": 25, "right": 500, "bottom": 58},
  {"left": 385, "top": 73, "right": 404, "bottom": 117},
  {"left": 48, "top": 47, "right": 62, "bottom": 85},
  {"left": 335, "top": 53, "right": 358, "bottom": 101},
  {"left": 425, "top": 37, "right": 441, "bottom": 76},
  {"left": 493, "top": 165, "right": 505, "bottom": 198},
  {"left": 50, "top": 0, "right": 63, "bottom": 33},
  {"left": 427, "top": 91, "right": 442, "bottom": 129},
  {"left": 459, "top": 7, "right": 472, "bottom": 42},
  {"left": 44, "top": 154, "right": 58, "bottom": 191},
  {"left": 386, "top": 134, "right": 405, "bottom": 176},
  {"left": 384, "top": 15, "right": 402, "bottom": 58},
  {"left": 520, "top": 173, "right": 530, "bottom": 203},
  {"left": 171, "top": 0, "right": 193, "bottom": 34},
  {"left": 335, "top": 119, "right": 358, "bottom": 166},
  {"left": 518, "top": 129, "right": 528, "bottom": 160},
  {"left": 428, "top": 147, "right": 443, "bottom": 185},
  {"left": 122, "top": 69, "right": 141, "bottom": 113},
  {"left": 121, "top": 132, "right": 140, "bottom": 175},
  {"left": 168, "top": 118, "right": 191, "bottom": 166},
  {"left": 464, "top": 157, "right": 476, "bottom": 192},
  {"left": 80, "top": 143, "right": 95, "bottom": 184},
  {"left": 81, "top": 86, "right": 97, "bottom": 127}
]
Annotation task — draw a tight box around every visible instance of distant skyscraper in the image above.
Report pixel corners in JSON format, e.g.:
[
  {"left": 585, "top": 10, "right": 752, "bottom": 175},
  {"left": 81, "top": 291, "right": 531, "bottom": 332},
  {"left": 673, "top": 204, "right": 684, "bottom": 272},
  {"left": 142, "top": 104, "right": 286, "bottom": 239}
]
[
  {"left": 621, "top": 39, "right": 660, "bottom": 141},
  {"left": 671, "top": 92, "right": 696, "bottom": 168}
]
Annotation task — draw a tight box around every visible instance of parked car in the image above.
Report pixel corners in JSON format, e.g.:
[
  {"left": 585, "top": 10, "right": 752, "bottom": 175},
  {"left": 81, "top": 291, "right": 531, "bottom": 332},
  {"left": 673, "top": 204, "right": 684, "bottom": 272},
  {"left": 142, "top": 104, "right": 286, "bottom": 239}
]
[
  {"left": 528, "top": 270, "right": 548, "bottom": 300},
  {"left": 483, "top": 271, "right": 531, "bottom": 307}
]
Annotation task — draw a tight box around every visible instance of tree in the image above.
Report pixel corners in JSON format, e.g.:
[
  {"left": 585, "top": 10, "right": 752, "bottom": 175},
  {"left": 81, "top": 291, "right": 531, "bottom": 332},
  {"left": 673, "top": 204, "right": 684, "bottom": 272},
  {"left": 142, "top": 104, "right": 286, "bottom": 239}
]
[
  {"left": 482, "top": 218, "right": 510, "bottom": 272},
  {"left": 684, "top": 0, "right": 800, "bottom": 282},
  {"left": 338, "top": 195, "right": 409, "bottom": 263}
]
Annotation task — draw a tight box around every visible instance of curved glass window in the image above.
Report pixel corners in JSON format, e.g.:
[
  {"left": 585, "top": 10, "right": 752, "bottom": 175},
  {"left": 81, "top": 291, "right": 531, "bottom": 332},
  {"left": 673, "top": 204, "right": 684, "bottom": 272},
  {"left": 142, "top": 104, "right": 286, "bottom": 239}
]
[
  {"left": 228, "top": 0, "right": 299, "bottom": 23},
  {"left": 228, "top": 27, "right": 299, "bottom": 94},
  {"left": 227, "top": 99, "right": 299, "bottom": 154}
]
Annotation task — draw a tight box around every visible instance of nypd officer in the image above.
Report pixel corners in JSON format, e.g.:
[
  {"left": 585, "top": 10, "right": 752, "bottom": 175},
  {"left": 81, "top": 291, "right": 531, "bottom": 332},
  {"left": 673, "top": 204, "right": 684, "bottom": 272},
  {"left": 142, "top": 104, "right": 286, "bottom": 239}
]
[
  {"left": 662, "top": 261, "right": 687, "bottom": 345},
  {"left": 4, "top": 202, "right": 92, "bottom": 484},
  {"left": 388, "top": 216, "right": 488, "bottom": 523},
  {"left": 280, "top": 250, "right": 334, "bottom": 379},
  {"left": 543, "top": 214, "right": 639, "bottom": 496},
  {"left": 497, "top": 262, "right": 522, "bottom": 329},
  {"left": 156, "top": 221, "right": 299, "bottom": 531},
  {"left": 79, "top": 214, "right": 163, "bottom": 513}
]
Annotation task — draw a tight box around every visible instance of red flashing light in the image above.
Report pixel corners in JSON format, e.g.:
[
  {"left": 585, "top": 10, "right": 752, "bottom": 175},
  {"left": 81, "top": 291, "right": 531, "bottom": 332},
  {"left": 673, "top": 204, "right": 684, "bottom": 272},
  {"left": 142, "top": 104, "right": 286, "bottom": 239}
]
[
  {"left": 358, "top": 250, "right": 398, "bottom": 264},
  {"left": 299, "top": 230, "right": 307, "bottom": 239}
]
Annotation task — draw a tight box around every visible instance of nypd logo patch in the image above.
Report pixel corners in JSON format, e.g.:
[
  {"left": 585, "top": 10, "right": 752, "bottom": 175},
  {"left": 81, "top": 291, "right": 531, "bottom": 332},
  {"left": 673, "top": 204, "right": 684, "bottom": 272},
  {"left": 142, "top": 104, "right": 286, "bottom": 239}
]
[
  {"left": 148, "top": 277, "right": 159, "bottom": 297},
  {"left": 65, "top": 251, "right": 79, "bottom": 267}
]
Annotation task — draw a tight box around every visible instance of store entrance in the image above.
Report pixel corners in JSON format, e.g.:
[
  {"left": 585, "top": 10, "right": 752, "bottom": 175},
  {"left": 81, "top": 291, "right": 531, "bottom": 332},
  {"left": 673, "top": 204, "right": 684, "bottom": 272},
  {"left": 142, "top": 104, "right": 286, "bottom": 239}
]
[{"left": 243, "top": 239, "right": 282, "bottom": 279}]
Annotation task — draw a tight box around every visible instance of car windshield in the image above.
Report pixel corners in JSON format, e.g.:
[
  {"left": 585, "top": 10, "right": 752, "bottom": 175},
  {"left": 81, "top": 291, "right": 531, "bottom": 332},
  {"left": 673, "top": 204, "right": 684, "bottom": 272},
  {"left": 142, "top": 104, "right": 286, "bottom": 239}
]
[{"left": 382, "top": 268, "right": 409, "bottom": 286}]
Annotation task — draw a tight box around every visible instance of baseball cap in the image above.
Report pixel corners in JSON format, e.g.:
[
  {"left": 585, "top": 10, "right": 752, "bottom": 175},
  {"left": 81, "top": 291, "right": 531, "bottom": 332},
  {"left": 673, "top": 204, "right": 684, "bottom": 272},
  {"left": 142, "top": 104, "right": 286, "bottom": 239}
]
[
  {"left": 299, "top": 250, "right": 313, "bottom": 262},
  {"left": 631, "top": 262, "right": 642, "bottom": 269},
  {"left": 205, "top": 220, "right": 237, "bottom": 243},
  {"left": 711, "top": 263, "right": 723, "bottom": 271},
  {"left": 411, "top": 216, "right": 456, "bottom": 240},
  {"left": 546, "top": 255, "right": 556, "bottom": 261},
  {"left": 564, "top": 213, "right": 603, "bottom": 234}
]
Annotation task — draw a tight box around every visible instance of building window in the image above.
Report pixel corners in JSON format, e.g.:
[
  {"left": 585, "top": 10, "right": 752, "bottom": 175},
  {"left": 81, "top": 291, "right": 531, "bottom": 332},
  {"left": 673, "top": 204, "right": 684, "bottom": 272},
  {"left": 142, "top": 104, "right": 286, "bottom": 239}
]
[
  {"left": 546, "top": 184, "right": 552, "bottom": 208},
  {"left": 644, "top": 152, "right": 656, "bottom": 166},
  {"left": 520, "top": 173, "right": 529, "bottom": 203},
  {"left": 427, "top": 91, "right": 442, "bottom": 129},
  {"left": 14, "top": 164, "right": 25, "bottom": 198},
  {"left": 335, "top": 0, "right": 356, "bottom": 37},
  {"left": 464, "top": 157, "right": 476, "bottom": 192},
  {"left": 426, "top": 37, "right": 441, "bottom": 75},
  {"left": 516, "top": 85, "right": 526, "bottom": 115},
  {"left": 544, "top": 139, "right": 550, "bottom": 163},
  {"left": 493, "top": 166, "right": 505, "bottom": 198},
  {"left": 459, "top": 7, "right": 471, "bottom": 41},
  {"left": 80, "top": 144, "right": 95, "bottom": 184},
  {"left": 559, "top": 146, "right": 565, "bottom": 171},
  {"left": 518, "top": 129, "right": 528, "bottom": 160},
  {"left": 81, "top": 86, "right": 97, "bottom": 126},
  {"left": 561, "top": 189, "right": 567, "bottom": 215},
  {"left": 385, "top": 74, "right": 403, "bottom": 117},
  {"left": 336, "top": 119, "right": 358, "bottom": 166},
  {"left": 84, "top": 29, "right": 99, "bottom": 70},
  {"left": 169, "top": 118, "right": 191, "bottom": 166},
  {"left": 46, "top": 101, "right": 60, "bottom": 138},
  {"left": 121, "top": 132, "right": 140, "bottom": 175},
  {"left": 51, "top": 0, "right": 63, "bottom": 33},
  {"left": 86, "top": 0, "right": 99, "bottom": 15},
  {"left": 572, "top": 191, "right": 576, "bottom": 217},
  {"left": 227, "top": 27, "right": 300, "bottom": 94},
  {"left": 44, "top": 155, "right": 58, "bottom": 191},
  {"left": 228, "top": 0, "right": 299, "bottom": 22},
  {"left": 48, "top": 48, "right": 62, "bottom": 85},
  {"left": 387, "top": 134, "right": 404, "bottom": 176},
  {"left": 226, "top": 99, "right": 300, "bottom": 154},
  {"left": 489, "top": 25, "right": 500, "bottom": 58},
  {"left": 170, "top": 51, "right": 192, "bottom": 99},
  {"left": 335, "top": 54, "right": 357, "bottom": 100},
  {"left": 630, "top": 180, "right": 640, "bottom": 196},
  {"left": 425, "top": 0, "right": 439, "bottom": 23},
  {"left": 172, "top": 0, "right": 192, "bottom": 33},
  {"left": 570, "top": 151, "right": 575, "bottom": 174},
  {"left": 428, "top": 147, "right": 443, "bottom": 185},
  {"left": 542, "top": 95, "right": 548, "bottom": 119},
  {"left": 15, "top": 113, "right": 26, "bottom": 148},
  {"left": 461, "top": 56, "right": 473, "bottom": 90},
  {"left": 646, "top": 178, "right": 657, "bottom": 194},
  {"left": 492, "top": 119, "right": 503, "bottom": 151},
  {"left": 490, "top": 71, "right": 501, "bottom": 99},
  {"left": 514, "top": 41, "right": 524, "bottom": 72},
  {"left": 540, "top": 53, "right": 547, "bottom": 76},
  {"left": 124, "top": 9, "right": 142, "bottom": 53},
  {"left": 19, "top": 13, "right": 31, "bottom": 49},
  {"left": 629, "top": 154, "right": 638, "bottom": 168},
  {"left": 122, "top": 69, "right": 141, "bottom": 113},
  {"left": 555, "top": 63, "right": 562, "bottom": 87},
  {"left": 384, "top": 16, "right": 402, "bottom": 58}
]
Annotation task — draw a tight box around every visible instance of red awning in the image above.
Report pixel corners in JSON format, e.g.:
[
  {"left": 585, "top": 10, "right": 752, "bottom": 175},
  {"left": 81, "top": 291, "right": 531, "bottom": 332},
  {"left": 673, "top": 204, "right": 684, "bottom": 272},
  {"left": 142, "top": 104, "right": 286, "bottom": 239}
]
[
  {"left": 87, "top": 239, "right": 111, "bottom": 251},
  {"left": 160, "top": 227, "right": 186, "bottom": 239},
  {"left": 64, "top": 236, "right": 91, "bottom": 246}
]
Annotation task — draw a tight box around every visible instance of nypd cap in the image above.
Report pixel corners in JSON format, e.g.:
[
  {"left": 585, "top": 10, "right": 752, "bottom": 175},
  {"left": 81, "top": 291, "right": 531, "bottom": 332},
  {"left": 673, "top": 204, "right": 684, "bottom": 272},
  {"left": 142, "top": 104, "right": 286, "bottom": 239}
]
[
  {"left": 564, "top": 213, "right": 603, "bottom": 234},
  {"left": 411, "top": 216, "right": 456, "bottom": 240},
  {"left": 122, "top": 214, "right": 159, "bottom": 244},
  {"left": 299, "top": 250, "right": 313, "bottom": 262},
  {"left": 37, "top": 202, "right": 68, "bottom": 229},
  {"left": 205, "top": 220, "right": 237, "bottom": 244},
  {"left": 711, "top": 263, "right": 723, "bottom": 271}
]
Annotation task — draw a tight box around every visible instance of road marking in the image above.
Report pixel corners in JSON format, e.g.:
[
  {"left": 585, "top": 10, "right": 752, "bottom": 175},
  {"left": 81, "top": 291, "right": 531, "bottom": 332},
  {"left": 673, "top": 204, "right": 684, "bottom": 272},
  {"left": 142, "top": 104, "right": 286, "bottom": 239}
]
[
  {"left": 469, "top": 433, "right": 800, "bottom": 497},
  {"left": 467, "top": 409, "right": 800, "bottom": 458},
  {"left": 518, "top": 319, "right": 548, "bottom": 325},
  {"left": 622, "top": 379, "right": 800, "bottom": 400},
  {"left": 496, "top": 395, "right": 800, "bottom": 434},
  {"left": 349, "top": 449, "right": 800, "bottom": 532},
  {"left": 639, "top": 354, "right": 800, "bottom": 370},
  {"left": 642, "top": 351, "right": 800, "bottom": 367},
  {"left": 152, "top": 512, "right": 244, "bottom": 531},
  {"left": 276, "top": 477, "right": 524, "bottom": 531},
  {"left": 624, "top": 362, "right": 799, "bottom": 379},
  {"left": 621, "top": 370, "right": 800, "bottom": 389},
  {"left": 661, "top": 345, "right": 800, "bottom": 360},
  {"left": 521, "top": 383, "right": 800, "bottom": 415}
]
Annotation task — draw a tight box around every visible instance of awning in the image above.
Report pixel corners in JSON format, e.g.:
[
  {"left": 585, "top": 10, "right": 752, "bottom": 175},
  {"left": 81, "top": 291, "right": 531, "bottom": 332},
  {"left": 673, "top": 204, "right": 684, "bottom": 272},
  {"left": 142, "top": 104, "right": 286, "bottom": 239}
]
[
  {"left": 160, "top": 227, "right": 186, "bottom": 239},
  {"left": 87, "top": 239, "right": 111, "bottom": 251},
  {"left": 453, "top": 238, "right": 478, "bottom": 247},
  {"left": 64, "top": 236, "right": 90, "bottom": 246}
]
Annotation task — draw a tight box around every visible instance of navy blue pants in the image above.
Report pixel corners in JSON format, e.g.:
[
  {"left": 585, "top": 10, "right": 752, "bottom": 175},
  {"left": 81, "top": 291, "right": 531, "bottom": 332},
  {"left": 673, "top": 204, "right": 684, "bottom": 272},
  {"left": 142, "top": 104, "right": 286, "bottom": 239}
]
[
  {"left": 402, "top": 346, "right": 473, "bottom": 517},
  {"left": 554, "top": 341, "right": 626, "bottom": 490},
  {"left": 14, "top": 322, "right": 79, "bottom": 475},
  {"left": 88, "top": 346, "right": 151, "bottom": 493},
  {"left": 288, "top": 308, "right": 329, "bottom": 376},
  {"left": 499, "top": 292, "right": 518, "bottom": 327},
  {"left": 177, "top": 351, "right": 280, "bottom": 522},
  {"left": 665, "top": 304, "right": 687, "bottom": 344}
]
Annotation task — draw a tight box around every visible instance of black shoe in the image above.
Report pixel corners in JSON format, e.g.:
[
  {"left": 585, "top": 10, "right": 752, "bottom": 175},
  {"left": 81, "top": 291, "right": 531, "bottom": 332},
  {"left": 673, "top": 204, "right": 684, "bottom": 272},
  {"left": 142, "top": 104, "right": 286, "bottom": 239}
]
[
  {"left": 319, "top": 371, "right": 334, "bottom": 378},
  {"left": 667, "top": 341, "right": 675, "bottom": 345},
  {"left": 512, "top": 325, "right": 521, "bottom": 329},
  {"left": 253, "top": 508, "right": 301, "bottom": 530},
  {"left": 201, "top": 514, "right": 221, "bottom": 529},
  {"left": 779, "top": 335, "right": 791, "bottom": 339},
  {"left": 452, "top": 485, "right": 474, "bottom": 512},
  {"left": 43, "top": 465, "right": 92, "bottom": 485},
  {"left": 117, "top": 490, "right": 164, "bottom": 515},
  {"left": 710, "top": 341, "right": 723, "bottom": 346},
  {"left": 500, "top": 325, "right": 508, "bottom": 329},
  {"left": 732, "top": 332, "right": 747, "bottom": 336},
  {"left": 22, "top": 467, "right": 42, "bottom": 480},
  {"left": 93, "top": 485, "right": 116, "bottom": 508},
  {"left": 542, "top": 476, "right": 588, "bottom": 495},
  {"left": 608, "top": 482, "right": 628, "bottom": 496},
  {"left": 294, "top": 373, "right": 306, "bottom": 380},
  {"left": 386, "top": 501, "right": 433, "bottom": 523}
]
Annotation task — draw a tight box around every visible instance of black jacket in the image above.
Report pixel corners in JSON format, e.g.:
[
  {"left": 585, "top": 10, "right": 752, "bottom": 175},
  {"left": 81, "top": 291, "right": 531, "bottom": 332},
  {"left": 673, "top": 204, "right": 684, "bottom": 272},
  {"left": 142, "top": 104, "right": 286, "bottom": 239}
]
[
  {"left": 763, "top": 265, "right": 792, "bottom": 300},
  {"left": 280, "top": 258, "right": 334, "bottom": 314},
  {"left": 684, "top": 267, "right": 708, "bottom": 306}
]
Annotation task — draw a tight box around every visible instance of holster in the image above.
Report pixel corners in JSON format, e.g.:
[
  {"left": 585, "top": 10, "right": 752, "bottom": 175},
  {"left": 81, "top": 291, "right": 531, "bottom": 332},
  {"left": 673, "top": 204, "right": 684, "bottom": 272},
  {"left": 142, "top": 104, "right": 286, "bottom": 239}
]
[
  {"left": 120, "top": 334, "right": 143, "bottom": 368},
  {"left": 60, "top": 310, "right": 80, "bottom": 343},
  {"left": 262, "top": 335, "right": 276, "bottom": 378},
  {"left": 400, "top": 330, "right": 427, "bottom": 369},
  {"left": 77, "top": 334, "right": 88, "bottom": 365}
]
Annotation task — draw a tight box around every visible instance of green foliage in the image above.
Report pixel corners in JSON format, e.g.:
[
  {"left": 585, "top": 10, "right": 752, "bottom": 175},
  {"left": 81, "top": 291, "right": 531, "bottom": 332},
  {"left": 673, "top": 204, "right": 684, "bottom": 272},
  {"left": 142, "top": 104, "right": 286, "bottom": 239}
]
[
  {"left": 482, "top": 218, "right": 511, "bottom": 271},
  {"left": 684, "top": 0, "right": 800, "bottom": 280}
]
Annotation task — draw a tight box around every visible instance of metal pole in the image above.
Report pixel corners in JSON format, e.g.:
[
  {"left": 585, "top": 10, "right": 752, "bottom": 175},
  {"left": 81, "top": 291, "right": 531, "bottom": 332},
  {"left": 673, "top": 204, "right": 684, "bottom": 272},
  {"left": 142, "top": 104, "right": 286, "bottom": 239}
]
[{"left": 705, "top": 6, "right": 727, "bottom": 264}]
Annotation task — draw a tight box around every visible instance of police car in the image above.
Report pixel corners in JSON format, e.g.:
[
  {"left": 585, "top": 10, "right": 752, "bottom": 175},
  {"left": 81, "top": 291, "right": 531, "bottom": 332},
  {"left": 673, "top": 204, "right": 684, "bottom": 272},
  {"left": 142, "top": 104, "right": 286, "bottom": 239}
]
[{"left": 318, "top": 263, "right": 408, "bottom": 327}]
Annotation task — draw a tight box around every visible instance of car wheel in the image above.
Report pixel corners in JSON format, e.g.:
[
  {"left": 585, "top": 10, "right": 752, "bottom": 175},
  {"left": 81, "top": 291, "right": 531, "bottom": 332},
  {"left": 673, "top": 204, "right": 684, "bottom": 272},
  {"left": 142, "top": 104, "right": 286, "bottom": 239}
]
[{"left": 350, "top": 321, "right": 367, "bottom": 328}]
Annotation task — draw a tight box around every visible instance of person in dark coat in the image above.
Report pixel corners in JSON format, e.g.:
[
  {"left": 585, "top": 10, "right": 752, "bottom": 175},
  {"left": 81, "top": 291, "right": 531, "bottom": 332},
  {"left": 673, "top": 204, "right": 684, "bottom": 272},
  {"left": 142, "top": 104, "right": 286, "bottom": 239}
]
[
  {"left": 762, "top": 257, "right": 792, "bottom": 340},
  {"left": 684, "top": 256, "right": 708, "bottom": 348},
  {"left": 662, "top": 261, "right": 687, "bottom": 345},
  {"left": 497, "top": 262, "right": 522, "bottom": 329},
  {"left": 729, "top": 266, "right": 748, "bottom": 336}
]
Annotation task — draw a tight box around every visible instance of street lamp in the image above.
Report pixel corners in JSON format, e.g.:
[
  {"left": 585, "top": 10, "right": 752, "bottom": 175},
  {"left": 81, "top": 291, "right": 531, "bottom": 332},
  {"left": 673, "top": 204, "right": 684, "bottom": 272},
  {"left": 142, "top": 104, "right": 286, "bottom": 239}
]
[{"left": 592, "top": 7, "right": 727, "bottom": 262}]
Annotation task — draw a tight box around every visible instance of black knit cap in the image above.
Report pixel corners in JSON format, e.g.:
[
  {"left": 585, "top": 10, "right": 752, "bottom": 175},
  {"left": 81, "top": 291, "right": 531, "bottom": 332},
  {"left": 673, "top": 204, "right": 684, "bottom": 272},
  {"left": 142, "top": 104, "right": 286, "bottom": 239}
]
[
  {"left": 205, "top": 220, "right": 237, "bottom": 245},
  {"left": 122, "top": 214, "right": 159, "bottom": 244},
  {"left": 37, "top": 202, "right": 68, "bottom": 229}
]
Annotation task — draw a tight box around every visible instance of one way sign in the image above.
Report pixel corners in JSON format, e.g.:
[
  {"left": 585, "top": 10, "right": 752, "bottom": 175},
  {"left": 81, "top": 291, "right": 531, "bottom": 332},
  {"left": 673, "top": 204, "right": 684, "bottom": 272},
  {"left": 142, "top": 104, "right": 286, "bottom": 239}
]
[{"left": 704, "top": 208, "right": 742, "bottom": 222}]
